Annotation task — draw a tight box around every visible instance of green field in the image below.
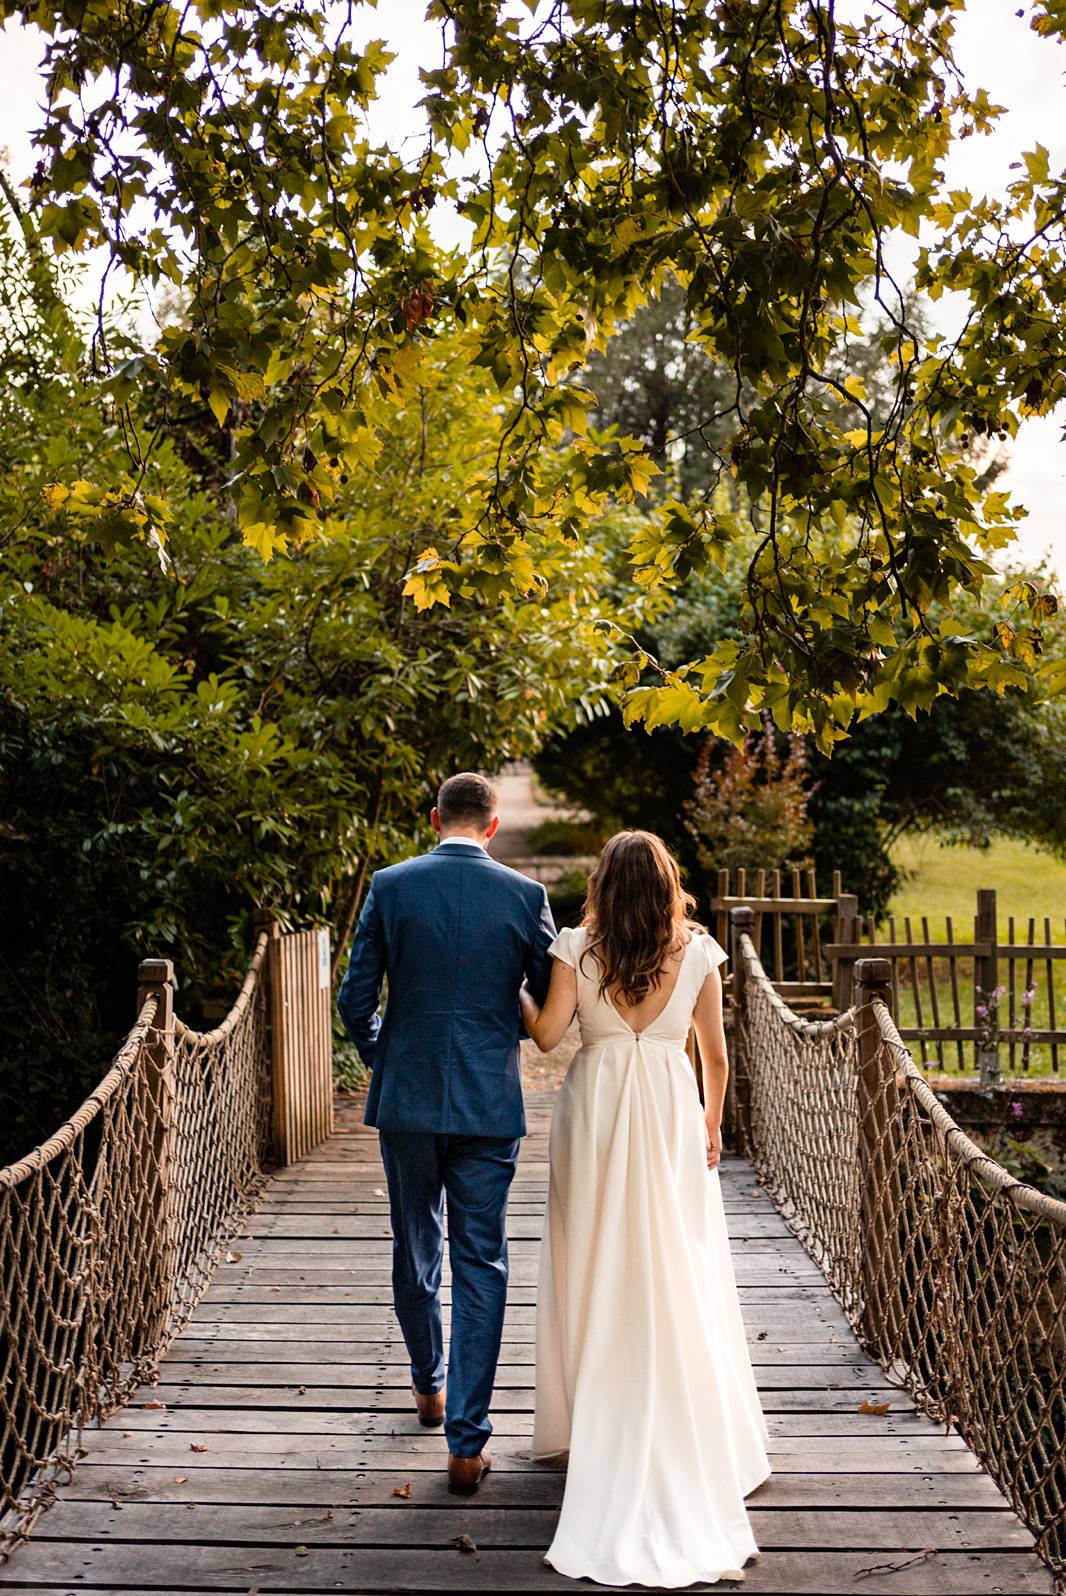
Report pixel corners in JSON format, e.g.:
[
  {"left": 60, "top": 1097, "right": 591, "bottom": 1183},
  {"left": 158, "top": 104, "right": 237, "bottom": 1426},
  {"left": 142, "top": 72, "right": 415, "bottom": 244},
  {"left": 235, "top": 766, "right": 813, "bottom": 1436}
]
[
  {"left": 888, "top": 834, "right": 1066, "bottom": 942},
  {"left": 880, "top": 834, "right": 1066, "bottom": 1078}
]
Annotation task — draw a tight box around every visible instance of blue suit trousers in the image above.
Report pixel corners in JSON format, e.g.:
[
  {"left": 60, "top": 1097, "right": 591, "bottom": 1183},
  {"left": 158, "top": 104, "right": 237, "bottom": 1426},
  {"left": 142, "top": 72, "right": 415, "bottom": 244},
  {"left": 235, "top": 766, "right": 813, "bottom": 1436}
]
[{"left": 378, "top": 1130, "right": 520, "bottom": 1458}]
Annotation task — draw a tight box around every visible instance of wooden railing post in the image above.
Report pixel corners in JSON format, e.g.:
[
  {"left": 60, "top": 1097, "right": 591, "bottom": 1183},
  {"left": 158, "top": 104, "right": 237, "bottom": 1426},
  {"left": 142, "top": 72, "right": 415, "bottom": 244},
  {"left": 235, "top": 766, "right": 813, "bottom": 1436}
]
[
  {"left": 854, "top": 956, "right": 903, "bottom": 1364},
  {"left": 975, "top": 888, "right": 1000, "bottom": 1085},
  {"left": 728, "top": 906, "right": 756, "bottom": 1156},
  {"left": 135, "top": 957, "right": 176, "bottom": 1350},
  {"left": 253, "top": 907, "right": 286, "bottom": 1164}
]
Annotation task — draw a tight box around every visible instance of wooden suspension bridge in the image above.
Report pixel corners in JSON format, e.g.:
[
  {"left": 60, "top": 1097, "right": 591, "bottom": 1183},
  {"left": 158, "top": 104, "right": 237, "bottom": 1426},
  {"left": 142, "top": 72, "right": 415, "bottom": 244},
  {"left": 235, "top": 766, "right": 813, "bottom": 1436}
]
[{"left": 1, "top": 911, "right": 1064, "bottom": 1594}]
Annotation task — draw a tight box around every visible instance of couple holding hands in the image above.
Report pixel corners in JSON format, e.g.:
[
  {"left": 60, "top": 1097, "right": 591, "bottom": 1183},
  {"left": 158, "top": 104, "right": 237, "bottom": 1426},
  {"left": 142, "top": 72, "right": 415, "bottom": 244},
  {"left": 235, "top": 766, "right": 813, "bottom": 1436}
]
[{"left": 338, "top": 772, "right": 770, "bottom": 1588}]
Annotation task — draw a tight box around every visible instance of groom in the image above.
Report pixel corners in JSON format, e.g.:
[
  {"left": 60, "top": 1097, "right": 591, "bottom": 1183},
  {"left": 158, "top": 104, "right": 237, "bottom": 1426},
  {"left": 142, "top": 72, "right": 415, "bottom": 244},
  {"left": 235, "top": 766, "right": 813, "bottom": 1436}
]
[{"left": 337, "top": 772, "right": 556, "bottom": 1493}]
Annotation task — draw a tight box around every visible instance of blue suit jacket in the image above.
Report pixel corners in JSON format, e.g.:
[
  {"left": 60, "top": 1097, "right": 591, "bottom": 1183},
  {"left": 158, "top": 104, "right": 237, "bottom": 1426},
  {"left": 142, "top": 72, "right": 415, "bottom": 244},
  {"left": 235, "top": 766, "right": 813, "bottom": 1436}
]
[{"left": 337, "top": 842, "right": 557, "bottom": 1137}]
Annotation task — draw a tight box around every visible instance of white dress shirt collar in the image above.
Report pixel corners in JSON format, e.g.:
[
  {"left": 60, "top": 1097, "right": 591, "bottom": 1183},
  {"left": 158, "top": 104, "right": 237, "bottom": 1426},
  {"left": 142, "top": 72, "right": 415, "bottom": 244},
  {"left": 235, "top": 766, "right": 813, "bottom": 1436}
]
[{"left": 436, "top": 835, "right": 488, "bottom": 852}]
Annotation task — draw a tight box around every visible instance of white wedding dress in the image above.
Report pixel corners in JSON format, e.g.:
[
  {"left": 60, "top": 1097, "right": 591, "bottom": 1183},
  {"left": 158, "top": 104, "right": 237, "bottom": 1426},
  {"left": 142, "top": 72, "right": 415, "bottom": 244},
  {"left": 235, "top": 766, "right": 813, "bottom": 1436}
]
[{"left": 532, "top": 926, "right": 771, "bottom": 1588}]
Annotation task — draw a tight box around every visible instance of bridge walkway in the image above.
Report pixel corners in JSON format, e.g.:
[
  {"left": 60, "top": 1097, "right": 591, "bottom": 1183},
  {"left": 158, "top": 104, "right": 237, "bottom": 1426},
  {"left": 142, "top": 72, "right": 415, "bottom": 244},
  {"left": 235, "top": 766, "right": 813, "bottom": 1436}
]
[{"left": 2, "top": 1090, "right": 1053, "bottom": 1595}]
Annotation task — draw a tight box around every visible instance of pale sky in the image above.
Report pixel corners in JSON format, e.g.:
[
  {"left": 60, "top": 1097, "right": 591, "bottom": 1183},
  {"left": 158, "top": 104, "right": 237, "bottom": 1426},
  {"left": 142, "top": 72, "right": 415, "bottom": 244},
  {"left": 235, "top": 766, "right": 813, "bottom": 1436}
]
[{"left": 1, "top": 0, "right": 1064, "bottom": 579}]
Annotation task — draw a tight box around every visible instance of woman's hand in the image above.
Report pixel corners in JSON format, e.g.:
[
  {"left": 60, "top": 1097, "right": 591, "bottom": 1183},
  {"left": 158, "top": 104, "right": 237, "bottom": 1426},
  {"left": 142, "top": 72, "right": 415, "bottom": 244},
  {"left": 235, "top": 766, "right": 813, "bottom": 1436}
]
[
  {"left": 519, "top": 983, "right": 538, "bottom": 1025},
  {"left": 705, "top": 1113, "right": 723, "bottom": 1171}
]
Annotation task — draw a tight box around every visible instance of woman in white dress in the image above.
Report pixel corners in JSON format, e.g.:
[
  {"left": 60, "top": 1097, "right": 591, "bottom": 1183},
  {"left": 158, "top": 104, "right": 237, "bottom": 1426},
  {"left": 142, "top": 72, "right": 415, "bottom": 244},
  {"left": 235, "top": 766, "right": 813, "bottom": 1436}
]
[{"left": 519, "top": 830, "right": 771, "bottom": 1588}]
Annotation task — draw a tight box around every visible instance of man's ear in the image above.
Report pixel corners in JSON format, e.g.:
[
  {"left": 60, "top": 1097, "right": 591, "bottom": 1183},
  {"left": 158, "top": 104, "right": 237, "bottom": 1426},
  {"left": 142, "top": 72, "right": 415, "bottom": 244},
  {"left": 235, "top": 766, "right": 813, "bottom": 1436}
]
[
  {"left": 485, "top": 815, "right": 500, "bottom": 841},
  {"left": 431, "top": 807, "right": 443, "bottom": 836}
]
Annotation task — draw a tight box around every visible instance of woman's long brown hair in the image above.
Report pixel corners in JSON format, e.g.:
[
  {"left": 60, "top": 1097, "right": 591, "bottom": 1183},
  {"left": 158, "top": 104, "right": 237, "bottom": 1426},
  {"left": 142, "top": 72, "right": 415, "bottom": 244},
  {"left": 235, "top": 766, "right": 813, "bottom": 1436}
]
[{"left": 581, "top": 831, "right": 701, "bottom": 1007}]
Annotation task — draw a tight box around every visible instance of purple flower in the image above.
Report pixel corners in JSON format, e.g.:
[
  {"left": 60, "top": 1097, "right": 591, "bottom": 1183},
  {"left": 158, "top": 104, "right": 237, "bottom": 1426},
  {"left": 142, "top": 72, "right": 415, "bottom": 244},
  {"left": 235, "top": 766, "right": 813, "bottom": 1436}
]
[
  {"left": 1010, "top": 1100, "right": 1024, "bottom": 1119},
  {"left": 976, "top": 1003, "right": 989, "bottom": 1020},
  {"left": 991, "top": 985, "right": 1006, "bottom": 1000},
  {"left": 1021, "top": 985, "right": 1037, "bottom": 1008}
]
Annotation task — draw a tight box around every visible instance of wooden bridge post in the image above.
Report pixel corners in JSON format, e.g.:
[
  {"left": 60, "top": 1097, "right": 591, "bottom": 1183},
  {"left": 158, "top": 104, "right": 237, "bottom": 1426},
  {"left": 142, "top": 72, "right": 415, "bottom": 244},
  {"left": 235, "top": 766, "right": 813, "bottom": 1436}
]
[
  {"left": 854, "top": 956, "right": 904, "bottom": 1366},
  {"left": 728, "top": 906, "right": 756, "bottom": 1156},
  {"left": 135, "top": 957, "right": 177, "bottom": 1351}
]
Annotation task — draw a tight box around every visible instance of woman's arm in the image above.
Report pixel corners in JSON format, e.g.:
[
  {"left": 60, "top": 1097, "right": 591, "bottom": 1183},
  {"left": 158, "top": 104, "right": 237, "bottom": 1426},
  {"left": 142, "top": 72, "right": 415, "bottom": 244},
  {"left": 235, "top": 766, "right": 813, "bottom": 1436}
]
[
  {"left": 519, "top": 956, "right": 578, "bottom": 1052},
  {"left": 692, "top": 964, "right": 728, "bottom": 1171}
]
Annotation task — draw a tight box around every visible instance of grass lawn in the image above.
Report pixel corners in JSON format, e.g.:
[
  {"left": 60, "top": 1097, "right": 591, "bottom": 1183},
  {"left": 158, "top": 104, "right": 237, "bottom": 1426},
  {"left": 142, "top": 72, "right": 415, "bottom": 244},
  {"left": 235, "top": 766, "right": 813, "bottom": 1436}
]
[
  {"left": 881, "top": 834, "right": 1066, "bottom": 1078},
  {"left": 888, "top": 834, "right": 1066, "bottom": 941}
]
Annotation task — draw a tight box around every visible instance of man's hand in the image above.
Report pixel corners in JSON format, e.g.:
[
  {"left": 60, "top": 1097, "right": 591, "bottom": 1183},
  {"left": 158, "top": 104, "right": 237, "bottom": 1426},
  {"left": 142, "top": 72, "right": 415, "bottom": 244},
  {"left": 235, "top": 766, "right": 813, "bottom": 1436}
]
[{"left": 705, "top": 1114, "right": 723, "bottom": 1172}]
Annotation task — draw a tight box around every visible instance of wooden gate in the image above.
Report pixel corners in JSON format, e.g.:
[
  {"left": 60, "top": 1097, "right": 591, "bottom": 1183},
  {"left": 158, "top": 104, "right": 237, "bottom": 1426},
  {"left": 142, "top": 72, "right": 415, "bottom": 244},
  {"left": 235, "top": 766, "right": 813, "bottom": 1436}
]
[{"left": 267, "top": 924, "right": 335, "bottom": 1164}]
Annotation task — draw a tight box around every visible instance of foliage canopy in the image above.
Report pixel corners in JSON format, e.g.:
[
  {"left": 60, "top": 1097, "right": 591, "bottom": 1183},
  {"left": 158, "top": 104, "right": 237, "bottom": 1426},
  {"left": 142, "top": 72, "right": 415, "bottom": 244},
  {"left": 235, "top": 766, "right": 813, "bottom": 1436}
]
[{"left": 4, "top": 0, "right": 1064, "bottom": 744}]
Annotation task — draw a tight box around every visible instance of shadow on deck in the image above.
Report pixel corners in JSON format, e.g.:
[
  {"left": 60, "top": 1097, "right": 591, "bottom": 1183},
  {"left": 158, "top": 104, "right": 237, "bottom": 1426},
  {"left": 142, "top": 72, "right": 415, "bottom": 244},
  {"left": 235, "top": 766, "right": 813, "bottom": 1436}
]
[{"left": 1, "top": 1090, "right": 1054, "bottom": 1595}]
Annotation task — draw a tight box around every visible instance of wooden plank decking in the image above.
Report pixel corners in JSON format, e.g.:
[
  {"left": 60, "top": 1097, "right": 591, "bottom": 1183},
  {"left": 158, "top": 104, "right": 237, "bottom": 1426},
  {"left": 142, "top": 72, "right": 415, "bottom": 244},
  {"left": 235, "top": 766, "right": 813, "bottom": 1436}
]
[{"left": 1, "top": 1090, "right": 1054, "bottom": 1595}]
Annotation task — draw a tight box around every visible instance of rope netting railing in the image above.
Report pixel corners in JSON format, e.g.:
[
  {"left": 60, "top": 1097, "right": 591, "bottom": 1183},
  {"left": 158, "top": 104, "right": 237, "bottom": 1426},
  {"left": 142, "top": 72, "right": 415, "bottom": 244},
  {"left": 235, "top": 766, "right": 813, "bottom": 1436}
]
[
  {"left": 0, "top": 933, "right": 272, "bottom": 1558},
  {"left": 732, "top": 915, "right": 1066, "bottom": 1582}
]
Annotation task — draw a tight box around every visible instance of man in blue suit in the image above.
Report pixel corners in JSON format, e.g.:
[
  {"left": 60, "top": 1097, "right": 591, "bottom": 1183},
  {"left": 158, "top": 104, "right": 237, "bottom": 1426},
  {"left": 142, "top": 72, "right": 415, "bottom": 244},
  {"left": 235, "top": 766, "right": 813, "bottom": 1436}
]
[{"left": 338, "top": 772, "right": 556, "bottom": 1494}]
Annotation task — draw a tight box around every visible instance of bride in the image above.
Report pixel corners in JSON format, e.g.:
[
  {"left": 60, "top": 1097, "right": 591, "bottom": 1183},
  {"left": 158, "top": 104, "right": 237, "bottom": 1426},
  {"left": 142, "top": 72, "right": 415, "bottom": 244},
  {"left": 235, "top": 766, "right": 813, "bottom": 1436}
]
[{"left": 519, "top": 830, "right": 771, "bottom": 1588}]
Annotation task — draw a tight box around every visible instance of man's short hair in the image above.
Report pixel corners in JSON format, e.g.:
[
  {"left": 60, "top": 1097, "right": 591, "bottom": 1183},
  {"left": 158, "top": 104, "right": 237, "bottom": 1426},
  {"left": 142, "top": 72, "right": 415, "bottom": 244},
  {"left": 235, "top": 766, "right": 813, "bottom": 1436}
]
[{"left": 437, "top": 772, "right": 498, "bottom": 829}]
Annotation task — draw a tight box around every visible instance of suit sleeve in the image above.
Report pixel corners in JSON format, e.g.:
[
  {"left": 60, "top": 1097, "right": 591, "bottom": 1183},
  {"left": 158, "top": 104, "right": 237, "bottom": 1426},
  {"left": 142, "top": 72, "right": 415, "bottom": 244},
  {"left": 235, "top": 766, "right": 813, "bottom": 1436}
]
[
  {"left": 337, "top": 880, "right": 386, "bottom": 1068},
  {"left": 524, "top": 884, "right": 558, "bottom": 1006}
]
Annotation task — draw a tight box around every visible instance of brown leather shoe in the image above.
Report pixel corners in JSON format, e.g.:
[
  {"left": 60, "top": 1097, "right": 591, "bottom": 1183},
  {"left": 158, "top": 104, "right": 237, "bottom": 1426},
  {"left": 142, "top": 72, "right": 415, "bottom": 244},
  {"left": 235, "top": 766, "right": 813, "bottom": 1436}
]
[
  {"left": 412, "top": 1383, "right": 445, "bottom": 1428},
  {"left": 447, "top": 1449, "right": 492, "bottom": 1496}
]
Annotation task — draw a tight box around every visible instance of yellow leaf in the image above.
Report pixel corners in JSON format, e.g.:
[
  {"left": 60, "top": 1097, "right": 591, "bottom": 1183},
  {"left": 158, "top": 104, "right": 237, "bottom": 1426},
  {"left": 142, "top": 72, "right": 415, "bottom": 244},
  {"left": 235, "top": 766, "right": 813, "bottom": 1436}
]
[
  {"left": 242, "top": 521, "right": 287, "bottom": 563},
  {"left": 208, "top": 389, "right": 230, "bottom": 428},
  {"left": 857, "top": 1397, "right": 891, "bottom": 1416}
]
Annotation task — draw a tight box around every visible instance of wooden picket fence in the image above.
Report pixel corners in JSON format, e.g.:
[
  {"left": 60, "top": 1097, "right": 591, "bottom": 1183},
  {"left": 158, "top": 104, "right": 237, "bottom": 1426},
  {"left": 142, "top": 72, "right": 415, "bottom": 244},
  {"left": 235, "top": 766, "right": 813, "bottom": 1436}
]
[
  {"left": 710, "top": 866, "right": 851, "bottom": 1010},
  {"left": 829, "top": 889, "right": 1066, "bottom": 1078},
  {"left": 261, "top": 917, "right": 335, "bottom": 1163},
  {"left": 712, "top": 872, "right": 1066, "bottom": 1077}
]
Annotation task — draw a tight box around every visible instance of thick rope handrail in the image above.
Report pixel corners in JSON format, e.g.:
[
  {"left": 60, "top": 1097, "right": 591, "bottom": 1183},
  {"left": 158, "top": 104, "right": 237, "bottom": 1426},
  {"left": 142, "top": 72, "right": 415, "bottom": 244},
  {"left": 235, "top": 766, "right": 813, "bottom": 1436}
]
[
  {"left": 172, "top": 929, "right": 270, "bottom": 1048},
  {"left": 0, "top": 936, "right": 273, "bottom": 1560},
  {"left": 0, "top": 997, "right": 158, "bottom": 1191},
  {"left": 875, "top": 997, "right": 1066, "bottom": 1227},
  {"left": 738, "top": 931, "right": 856, "bottom": 1041},
  {"left": 740, "top": 933, "right": 1066, "bottom": 1223},
  {"left": 733, "top": 930, "right": 1066, "bottom": 1581}
]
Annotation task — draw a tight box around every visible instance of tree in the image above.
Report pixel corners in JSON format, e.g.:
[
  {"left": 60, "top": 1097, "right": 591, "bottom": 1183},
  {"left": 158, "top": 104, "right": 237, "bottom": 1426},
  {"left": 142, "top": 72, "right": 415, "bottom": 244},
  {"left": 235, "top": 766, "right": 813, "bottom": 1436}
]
[
  {"left": 686, "top": 721, "right": 814, "bottom": 879},
  {"left": 584, "top": 277, "right": 736, "bottom": 500},
  {"left": 0, "top": 207, "right": 632, "bottom": 1156},
  {"left": 5, "top": 0, "right": 1062, "bottom": 742}
]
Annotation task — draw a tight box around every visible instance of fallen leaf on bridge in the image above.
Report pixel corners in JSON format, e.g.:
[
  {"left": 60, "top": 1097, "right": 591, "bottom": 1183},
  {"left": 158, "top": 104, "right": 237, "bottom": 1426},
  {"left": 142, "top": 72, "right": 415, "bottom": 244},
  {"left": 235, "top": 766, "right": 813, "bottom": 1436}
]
[
  {"left": 294, "top": 1544, "right": 309, "bottom": 1557},
  {"left": 190, "top": 1443, "right": 208, "bottom": 1453},
  {"left": 142, "top": 1401, "right": 166, "bottom": 1410},
  {"left": 453, "top": 1534, "right": 478, "bottom": 1554},
  {"left": 857, "top": 1397, "right": 892, "bottom": 1415},
  {"left": 392, "top": 1482, "right": 412, "bottom": 1499}
]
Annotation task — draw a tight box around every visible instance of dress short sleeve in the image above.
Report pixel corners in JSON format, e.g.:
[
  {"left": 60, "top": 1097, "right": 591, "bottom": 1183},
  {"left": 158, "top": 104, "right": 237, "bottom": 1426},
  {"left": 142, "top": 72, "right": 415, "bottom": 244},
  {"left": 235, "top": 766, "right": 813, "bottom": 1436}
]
[
  {"left": 549, "top": 926, "right": 582, "bottom": 967},
  {"left": 701, "top": 932, "right": 729, "bottom": 973}
]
